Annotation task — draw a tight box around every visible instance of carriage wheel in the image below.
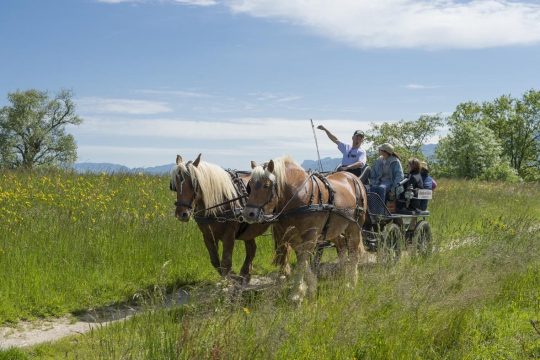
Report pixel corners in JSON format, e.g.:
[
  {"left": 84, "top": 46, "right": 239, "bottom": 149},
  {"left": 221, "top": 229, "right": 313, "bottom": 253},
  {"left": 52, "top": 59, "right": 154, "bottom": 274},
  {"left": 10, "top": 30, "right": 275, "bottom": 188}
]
[
  {"left": 378, "top": 223, "right": 404, "bottom": 263},
  {"left": 412, "top": 220, "right": 433, "bottom": 256}
]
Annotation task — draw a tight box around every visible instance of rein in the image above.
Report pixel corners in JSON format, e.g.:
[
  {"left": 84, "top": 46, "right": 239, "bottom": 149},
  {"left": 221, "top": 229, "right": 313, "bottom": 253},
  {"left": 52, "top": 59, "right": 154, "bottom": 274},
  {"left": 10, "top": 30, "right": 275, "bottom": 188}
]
[
  {"left": 253, "top": 171, "right": 317, "bottom": 223},
  {"left": 193, "top": 194, "right": 248, "bottom": 216}
]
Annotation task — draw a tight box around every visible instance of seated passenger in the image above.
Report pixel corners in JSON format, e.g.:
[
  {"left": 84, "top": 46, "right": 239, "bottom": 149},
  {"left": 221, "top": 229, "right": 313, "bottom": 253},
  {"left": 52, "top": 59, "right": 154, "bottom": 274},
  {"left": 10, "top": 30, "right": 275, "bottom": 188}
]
[
  {"left": 369, "top": 143, "right": 404, "bottom": 211},
  {"left": 397, "top": 158, "right": 424, "bottom": 212},
  {"left": 419, "top": 161, "right": 436, "bottom": 211}
]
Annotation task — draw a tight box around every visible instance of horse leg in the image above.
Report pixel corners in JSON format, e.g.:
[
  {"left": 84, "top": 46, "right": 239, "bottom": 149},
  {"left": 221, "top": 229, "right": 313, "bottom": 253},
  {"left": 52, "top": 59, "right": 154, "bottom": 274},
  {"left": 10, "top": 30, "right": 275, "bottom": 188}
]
[
  {"left": 273, "top": 225, "right": 292, "bottom": 278},
  {"left": 334, "top": 234, "right": 348, "bottom": 276},
  {"left": 240, "top": 238, "right": 257, "bottom": 285},
  {"left": 203, "top": 234, "right": 221, "bottom": 275},
  {"left": 220, "top": 234, "right": 235, "bottom": 277},
  {"left": 344, "top": 224, "right": 364, "bottom": 287},
  {"left": 290, "top": 228, "right": 318, "bottom": 303}
]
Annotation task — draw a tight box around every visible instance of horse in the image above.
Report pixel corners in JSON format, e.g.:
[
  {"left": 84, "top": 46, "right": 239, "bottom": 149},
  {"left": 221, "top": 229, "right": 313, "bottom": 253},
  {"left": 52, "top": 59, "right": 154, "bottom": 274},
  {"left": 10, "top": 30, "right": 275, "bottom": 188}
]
[
  {"left": 170, "top": 154, "right": 273, "bottom": 284},
  {"left": 241, "top": 156, "right": 367, "bottom": 302}
]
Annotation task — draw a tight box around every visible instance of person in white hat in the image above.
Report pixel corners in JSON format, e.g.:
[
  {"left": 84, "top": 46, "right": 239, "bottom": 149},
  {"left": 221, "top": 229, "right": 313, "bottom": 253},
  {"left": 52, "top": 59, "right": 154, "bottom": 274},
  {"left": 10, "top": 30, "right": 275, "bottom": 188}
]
[
  {"left": 317, "top": 125, "right": 367, "bottom": 177},
  {"left": 369, "top": 143, "right": 404, "bottom": 207}
]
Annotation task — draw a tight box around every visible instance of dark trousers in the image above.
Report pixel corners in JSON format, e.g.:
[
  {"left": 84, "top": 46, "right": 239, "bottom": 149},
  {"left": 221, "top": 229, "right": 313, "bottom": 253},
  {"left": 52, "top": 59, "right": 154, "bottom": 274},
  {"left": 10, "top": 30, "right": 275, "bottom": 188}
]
[{"left": 345, "top": 166, "right": 370, "bottom": 185}]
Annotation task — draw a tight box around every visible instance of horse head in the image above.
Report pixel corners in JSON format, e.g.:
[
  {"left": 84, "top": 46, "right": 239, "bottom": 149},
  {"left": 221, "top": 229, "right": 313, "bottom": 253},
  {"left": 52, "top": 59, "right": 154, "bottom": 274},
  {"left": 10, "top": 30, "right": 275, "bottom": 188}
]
[
  {"left": 170, "top": 153, "right": 201, "bottom": 222},
  {"left": 242, "top": 159, "right": 280, "bottom": 224}
]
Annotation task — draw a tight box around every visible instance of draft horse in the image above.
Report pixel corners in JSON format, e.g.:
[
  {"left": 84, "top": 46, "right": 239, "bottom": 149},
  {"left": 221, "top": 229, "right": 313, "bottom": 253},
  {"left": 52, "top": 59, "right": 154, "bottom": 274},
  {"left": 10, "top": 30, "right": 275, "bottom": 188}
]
[
  {"left": 170, "top": 154, "right": 272, "bottom": 284},
  {"left": 242, "top": 156, "right": 367, "bottom": 302}
]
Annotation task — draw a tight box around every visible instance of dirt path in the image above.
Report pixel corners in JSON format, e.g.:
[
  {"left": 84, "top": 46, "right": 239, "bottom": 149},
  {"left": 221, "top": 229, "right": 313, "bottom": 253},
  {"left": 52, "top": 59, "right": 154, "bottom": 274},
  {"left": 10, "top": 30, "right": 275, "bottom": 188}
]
[
  {"left": 0, "top": 289, "right": 190, "bottom": 350},
  {"left": 0, "top": 316, "right": 128, "bottom": 349},
  {"left": 0, "top": 255, "right": 378, "bottom": 350},
  {"left": 0, "top": 277, "right": 276, "bottom": 350}
]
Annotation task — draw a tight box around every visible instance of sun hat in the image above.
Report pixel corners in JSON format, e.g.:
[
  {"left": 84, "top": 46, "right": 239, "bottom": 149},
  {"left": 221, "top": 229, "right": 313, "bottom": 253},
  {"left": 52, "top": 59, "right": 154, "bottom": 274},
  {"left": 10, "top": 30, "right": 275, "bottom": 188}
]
[
  {"left": 378, "top": 143, "right": 394, "bottom": 154},
  {"left": 420, "top": 161, "right": 429, "bottom": 171},
  {"left": 353, "top": 130, "right": 365, "bottom": 137}
]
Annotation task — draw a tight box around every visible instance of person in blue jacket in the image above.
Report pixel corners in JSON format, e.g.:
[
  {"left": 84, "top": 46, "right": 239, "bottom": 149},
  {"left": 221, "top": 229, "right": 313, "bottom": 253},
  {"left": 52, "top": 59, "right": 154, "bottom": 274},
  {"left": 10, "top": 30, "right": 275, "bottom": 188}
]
[
  {"left": 419, "top": 161, "right": 436, "bottom": 211},
  {"left": 369, "top": 143, "right": 404, "bottom": 209}
]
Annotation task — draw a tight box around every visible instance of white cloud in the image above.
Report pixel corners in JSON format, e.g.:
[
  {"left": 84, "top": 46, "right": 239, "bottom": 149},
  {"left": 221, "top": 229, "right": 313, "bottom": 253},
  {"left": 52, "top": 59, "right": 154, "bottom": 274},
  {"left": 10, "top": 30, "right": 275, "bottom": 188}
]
[
  {"left": 74, "top": 117, "right": 379, "bottom": 167},
  {"left": 226, "top": 0, "right": 540, "bottom": 49},
  {"left": 96, "top": 0, "right": 140, "bottom": 3},
  {"left": 248, "top": 92, "right": 303, "bottom": 103},
  {"left": 172, "top": 0, "right": 217, "bottom": 6},
  {"left": 96, "top": 0, "right": 217, "bottom": 5},
  {"left": 77, "top": 116, "right": 372, "bottom": 142},
  {"left": 275, "top": 96, "right": 303, "bottom": 103},
  {"left": 135, "top": 89, "right": 213, "bottom": 98},
  {"left": 77, "top": 97, "right": 172, "bottom": 115},
  {"left": 403, "top": 84, "right": 440, "bottom": 90}
]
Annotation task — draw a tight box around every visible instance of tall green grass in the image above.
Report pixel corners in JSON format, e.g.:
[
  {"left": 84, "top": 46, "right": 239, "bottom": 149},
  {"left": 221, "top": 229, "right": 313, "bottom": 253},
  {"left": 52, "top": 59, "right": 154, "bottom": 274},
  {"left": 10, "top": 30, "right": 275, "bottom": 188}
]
[
  {"left": 0, "top": 170, "right": 275, "bottom": 323},
  {"left": 0, "top": 177, "right": 540, "bottom": 359},
  {"left": 9, "top": 178, "right": 540, "bottom": 359}
]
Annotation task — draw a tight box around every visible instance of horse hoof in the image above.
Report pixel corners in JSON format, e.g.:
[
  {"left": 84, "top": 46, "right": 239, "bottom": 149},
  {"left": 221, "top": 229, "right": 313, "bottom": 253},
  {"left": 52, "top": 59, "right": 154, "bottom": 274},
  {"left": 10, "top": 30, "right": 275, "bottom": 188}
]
[
  {"left": 242, "top": 277, "right": 251, "bottom": 286},
  {"left": 289, "top": 293, "right": 303, "bottom": 304}
]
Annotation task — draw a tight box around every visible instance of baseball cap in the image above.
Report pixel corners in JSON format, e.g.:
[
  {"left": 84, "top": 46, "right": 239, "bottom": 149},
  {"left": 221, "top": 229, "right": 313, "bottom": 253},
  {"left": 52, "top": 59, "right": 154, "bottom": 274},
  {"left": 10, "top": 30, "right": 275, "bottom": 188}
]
[{"left": 353, "top": 130, "right": 365, "bottom": 137}]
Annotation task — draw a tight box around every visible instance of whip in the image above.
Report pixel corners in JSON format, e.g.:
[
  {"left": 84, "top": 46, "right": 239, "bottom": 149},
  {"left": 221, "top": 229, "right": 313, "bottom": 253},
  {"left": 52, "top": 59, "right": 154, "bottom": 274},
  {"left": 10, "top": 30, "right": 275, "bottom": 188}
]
[{"left": 310, "top": 119, "right": 323, "bottom": 172}]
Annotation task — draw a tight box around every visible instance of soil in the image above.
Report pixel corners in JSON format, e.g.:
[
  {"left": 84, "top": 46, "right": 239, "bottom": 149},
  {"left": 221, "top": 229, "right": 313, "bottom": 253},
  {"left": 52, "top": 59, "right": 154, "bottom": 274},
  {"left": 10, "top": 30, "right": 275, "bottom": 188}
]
[
  {"left": 0, "top": 289, "right": 190, "bottom": 350},
  {"left": 0, "top": 256, "right": 377, "bottom": 350}
]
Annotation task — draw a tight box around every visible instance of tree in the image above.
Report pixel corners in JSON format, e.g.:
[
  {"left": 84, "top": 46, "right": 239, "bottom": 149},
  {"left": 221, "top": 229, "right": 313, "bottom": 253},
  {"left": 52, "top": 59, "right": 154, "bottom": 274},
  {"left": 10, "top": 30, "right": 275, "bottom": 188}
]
[
  {"left": 446, "top": 91, "right": 540, "bottom": 180},
  {"left": 0, "top": 89, "right": 82, "bottom": 169},
  {"left": 435, "top": 118, "right": 519, "bottom": 181},
  {"left": 366, "top": 114, "right": 443, "bottom": 162}
]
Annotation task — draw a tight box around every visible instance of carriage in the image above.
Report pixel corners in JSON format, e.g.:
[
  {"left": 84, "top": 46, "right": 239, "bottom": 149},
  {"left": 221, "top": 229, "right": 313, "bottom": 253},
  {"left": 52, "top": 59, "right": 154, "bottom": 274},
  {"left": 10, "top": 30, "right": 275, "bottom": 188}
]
[
  {"left": 172, "top": 154, "right": 434, "bottom": 301},
  {"left": 313, "top": 184, "right": 434, "bottom": 268}
]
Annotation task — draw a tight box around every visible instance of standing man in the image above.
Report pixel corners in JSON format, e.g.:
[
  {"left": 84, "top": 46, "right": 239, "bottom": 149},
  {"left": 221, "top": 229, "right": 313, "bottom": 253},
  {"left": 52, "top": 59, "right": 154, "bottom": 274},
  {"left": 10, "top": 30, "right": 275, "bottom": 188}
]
[{"left": 317, "top": 125, "right": 367, "bottom": 178}]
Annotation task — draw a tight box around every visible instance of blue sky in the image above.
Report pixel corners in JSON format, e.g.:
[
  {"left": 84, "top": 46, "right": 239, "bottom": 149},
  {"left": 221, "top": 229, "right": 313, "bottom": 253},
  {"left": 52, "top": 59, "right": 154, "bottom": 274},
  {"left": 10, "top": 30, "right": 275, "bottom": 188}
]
[{"left": 1, "top": 0, "right": 540, "bottom": 168}]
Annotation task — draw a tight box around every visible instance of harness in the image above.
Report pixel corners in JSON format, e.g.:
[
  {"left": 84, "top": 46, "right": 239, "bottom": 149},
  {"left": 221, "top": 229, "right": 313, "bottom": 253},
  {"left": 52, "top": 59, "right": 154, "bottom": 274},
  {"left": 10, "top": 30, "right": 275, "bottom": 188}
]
[
  {"left": 191, "top": 170, "right": 251, "bottom": 239},
  {"left": 257, "top": 171, "right": 366, "bottom": 240}
]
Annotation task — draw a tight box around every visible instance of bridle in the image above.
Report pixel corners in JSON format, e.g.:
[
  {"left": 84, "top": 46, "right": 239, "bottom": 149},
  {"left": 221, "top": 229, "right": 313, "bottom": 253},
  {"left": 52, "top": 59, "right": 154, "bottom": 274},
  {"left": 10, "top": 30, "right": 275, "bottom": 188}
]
[
  {"left": 171, "top": 168, "right": 199, "bottom": 211},
  {"left": 245, "top": 179, "right": 278, "bottom": 213}
]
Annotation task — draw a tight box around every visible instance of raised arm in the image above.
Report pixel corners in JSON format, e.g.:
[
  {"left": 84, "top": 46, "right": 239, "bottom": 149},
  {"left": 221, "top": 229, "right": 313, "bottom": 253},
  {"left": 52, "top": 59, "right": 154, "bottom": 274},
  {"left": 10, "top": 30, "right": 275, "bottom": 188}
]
[{"left": 317, "top": 125, "right": 339, "bottom": 144}]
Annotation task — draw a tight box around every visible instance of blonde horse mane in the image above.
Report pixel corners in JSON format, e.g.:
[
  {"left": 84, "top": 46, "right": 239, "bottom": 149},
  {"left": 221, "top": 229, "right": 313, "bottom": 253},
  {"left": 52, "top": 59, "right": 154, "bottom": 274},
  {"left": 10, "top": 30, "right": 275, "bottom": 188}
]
[
  {"left": 251, "top": 155, "right": 299, "bottom": 195},
  {"left": 171, "top": 160, "right": 239, "bottom": 215}
]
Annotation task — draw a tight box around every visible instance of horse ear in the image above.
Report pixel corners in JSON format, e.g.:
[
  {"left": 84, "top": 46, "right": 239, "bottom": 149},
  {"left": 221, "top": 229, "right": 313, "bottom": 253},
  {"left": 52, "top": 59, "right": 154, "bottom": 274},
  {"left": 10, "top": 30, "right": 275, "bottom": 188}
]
[
  {"left": 267, "top": 160, "right": 275, "bottom": 173},
  {"left": 250, "top": 160, "right": 257, "bottom": 169},
  {"left": 176, "top": 155, "right": 183, "bottom": 165},
  {"left": 193, "top": 153, "right": 202, "bottom": 167}
]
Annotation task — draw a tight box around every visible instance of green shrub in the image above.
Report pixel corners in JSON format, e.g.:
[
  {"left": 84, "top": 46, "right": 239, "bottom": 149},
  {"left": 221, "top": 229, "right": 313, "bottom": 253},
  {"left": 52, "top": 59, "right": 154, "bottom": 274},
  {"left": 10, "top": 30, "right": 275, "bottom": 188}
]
[{"left": 480, "top": 162, "right": 521, "bottom": 182}]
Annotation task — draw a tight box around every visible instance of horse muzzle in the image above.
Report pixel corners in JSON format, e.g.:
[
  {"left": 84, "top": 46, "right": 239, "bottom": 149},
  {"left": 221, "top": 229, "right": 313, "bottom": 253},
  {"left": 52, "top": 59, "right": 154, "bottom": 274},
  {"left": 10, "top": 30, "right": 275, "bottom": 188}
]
[
  {"left": 175, "top": 209, "right": 191, "bottom": 222},
  {"left": 241, "top": 206, "right": 265, "bottom": 224}
]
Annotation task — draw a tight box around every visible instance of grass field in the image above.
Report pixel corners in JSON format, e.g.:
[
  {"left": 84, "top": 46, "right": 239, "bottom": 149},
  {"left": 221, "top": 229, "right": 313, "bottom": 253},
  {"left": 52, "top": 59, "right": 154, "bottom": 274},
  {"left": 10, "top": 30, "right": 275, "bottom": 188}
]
[
  {"left": 1, "top": 171, "right": 540, "bottom": 359},
  {"left": 0, "top": 170, "right": 275, "bottom": 324}
]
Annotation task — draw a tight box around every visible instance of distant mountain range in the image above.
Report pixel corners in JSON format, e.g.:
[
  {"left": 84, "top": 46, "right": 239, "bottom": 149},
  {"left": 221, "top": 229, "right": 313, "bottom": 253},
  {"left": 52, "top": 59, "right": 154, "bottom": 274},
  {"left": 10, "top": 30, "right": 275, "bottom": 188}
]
[
  {"left": 74, "top": 144, "right": 438, "bottom": 175},
  {"left": 73, "top": 162, "right": 175, "bottom": 175}
]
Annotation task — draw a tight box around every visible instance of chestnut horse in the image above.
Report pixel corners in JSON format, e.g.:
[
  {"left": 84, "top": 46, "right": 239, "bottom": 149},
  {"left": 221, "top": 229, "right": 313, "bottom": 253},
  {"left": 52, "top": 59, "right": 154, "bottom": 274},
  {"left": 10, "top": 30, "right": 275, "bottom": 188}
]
[
  {"left": 170, "top": 154, "right": 273, "bottom": 284},
  {"left": 242, "top": 156, "right": 367, "bottom": 302}
]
